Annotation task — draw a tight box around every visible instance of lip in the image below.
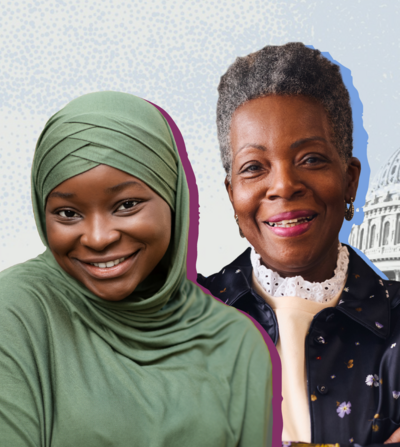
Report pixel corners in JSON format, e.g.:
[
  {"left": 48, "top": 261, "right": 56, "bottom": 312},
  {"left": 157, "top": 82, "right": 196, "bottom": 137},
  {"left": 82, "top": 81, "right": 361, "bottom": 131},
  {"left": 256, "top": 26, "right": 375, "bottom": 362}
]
[
  {"left": 74, "top": 250, "right": 140, "bottom": 279},
  {"left": 266, "top": 209, "right": 318, "bottom": 223},
  {"left": 77, "top": 252, "right": 136, "bottom": 264},
  {"left": 264, "top": 215, "right": 317, "bottom": 238}
]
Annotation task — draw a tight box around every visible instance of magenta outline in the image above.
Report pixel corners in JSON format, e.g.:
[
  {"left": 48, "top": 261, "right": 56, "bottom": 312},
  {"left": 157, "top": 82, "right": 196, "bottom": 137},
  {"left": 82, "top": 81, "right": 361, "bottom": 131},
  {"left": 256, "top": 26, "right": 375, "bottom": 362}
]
[{"left": 148, "top": 100, "right": 283, "bottom": 447}]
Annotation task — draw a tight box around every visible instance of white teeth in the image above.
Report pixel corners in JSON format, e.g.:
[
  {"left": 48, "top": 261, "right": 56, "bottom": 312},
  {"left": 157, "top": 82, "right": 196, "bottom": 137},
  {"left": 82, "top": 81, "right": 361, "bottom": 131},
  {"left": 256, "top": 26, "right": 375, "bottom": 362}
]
[
  {"left": 90, "top": 257, "right": 126, "bottom": 268},
  {"left": 267, "top": 216, "right": 314, "bottom": 228}
]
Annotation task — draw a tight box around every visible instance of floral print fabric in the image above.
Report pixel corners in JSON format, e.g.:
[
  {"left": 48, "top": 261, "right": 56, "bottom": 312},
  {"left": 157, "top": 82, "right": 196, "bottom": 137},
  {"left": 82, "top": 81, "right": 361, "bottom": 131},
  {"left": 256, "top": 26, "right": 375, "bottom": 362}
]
[{"left": 198, "top": 245, "right": 400, "bottom": 446}]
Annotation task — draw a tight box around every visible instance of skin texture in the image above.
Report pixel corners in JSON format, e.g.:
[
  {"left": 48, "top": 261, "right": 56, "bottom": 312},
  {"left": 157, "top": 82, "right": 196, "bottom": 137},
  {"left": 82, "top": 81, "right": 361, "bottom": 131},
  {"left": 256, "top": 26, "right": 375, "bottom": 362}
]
[
  {"left": 385, "top": 429, "right": 400, "bottom": 444},
  {"left": 45, "top": 164, "right": 172, "bottom": 301},
  {"left": 226, "top": 94, "right": 361, "bottom": 283},
  {"left": 225, "top": 93, "right": 400, "bottom": 444}
]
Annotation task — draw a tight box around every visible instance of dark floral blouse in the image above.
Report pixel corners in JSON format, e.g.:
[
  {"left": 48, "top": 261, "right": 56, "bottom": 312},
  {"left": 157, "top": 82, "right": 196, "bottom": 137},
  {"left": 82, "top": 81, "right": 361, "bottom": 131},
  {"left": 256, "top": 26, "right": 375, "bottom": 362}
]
[{"left": 198, "top": 245, "right": 400, "bottom": 447}]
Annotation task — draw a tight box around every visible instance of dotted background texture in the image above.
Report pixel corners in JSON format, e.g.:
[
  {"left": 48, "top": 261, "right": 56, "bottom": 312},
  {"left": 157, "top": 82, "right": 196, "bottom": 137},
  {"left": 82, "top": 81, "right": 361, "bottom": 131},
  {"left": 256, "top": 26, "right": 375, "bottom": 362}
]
[{"left": 0, "top": 0, "right": 399, "bottom": 275}]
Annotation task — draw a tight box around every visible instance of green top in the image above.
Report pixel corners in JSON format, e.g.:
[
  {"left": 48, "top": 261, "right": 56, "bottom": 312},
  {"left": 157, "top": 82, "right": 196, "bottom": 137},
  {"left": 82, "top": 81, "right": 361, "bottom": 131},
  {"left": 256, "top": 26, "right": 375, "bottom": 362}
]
[{"left": 0, "top": 92, "right": 273, "bottom": 446}]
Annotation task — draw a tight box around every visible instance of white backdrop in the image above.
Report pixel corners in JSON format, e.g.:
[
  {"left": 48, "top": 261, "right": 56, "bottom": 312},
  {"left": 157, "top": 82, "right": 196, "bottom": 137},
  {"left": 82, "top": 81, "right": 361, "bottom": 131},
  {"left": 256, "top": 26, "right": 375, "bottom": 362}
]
[{"left": 0, "top": 0, "right": 399, "bottom": 275}]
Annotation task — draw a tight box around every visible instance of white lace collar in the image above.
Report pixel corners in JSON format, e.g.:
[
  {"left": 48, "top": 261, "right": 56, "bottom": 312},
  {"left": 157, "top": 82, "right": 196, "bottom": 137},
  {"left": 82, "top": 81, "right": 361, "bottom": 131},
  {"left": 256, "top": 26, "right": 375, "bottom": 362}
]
[{"left": 251, "top": 243, "right": 349, "bottom": 303}]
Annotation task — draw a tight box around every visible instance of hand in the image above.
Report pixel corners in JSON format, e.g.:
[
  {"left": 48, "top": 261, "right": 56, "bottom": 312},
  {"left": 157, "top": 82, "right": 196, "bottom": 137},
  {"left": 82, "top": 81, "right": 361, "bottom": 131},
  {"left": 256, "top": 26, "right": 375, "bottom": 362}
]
[{"left": 385, "top": 427, "right": 400, "bottom": 444}]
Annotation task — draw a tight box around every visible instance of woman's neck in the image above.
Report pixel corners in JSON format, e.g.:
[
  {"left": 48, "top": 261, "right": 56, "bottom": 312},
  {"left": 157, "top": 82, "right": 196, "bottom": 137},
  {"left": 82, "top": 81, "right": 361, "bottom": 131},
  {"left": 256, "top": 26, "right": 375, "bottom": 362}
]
[
  {"left": 251, "top": 242, "right": 349, "bottom": 303},
  {"left": 260, "top": 240, "right": 341, "bottom": 283}
]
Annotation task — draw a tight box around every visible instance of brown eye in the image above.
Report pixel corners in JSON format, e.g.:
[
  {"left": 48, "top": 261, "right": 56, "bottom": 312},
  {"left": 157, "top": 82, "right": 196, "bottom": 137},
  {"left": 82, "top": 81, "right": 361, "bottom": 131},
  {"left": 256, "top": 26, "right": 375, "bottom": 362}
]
[
  {"left": 245, "top": 165, "right": 260, "bottom": 171},
  {"left": 242, "top": 163, "right": 262, "bottom": 173},
  {"left": 117, "top": 200, "right": 138, "bottom": 211},
  {"left": 303, "top": 156, "right": 325, "bottom": 166},
  {"left": 59, "top": 210, "right": 79, "bottom": 218}
]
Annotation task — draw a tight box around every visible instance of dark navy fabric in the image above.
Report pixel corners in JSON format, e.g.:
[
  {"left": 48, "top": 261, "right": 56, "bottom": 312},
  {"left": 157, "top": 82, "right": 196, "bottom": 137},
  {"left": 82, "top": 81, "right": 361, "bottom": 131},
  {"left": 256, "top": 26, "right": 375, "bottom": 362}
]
[{"left": 198, "top": 246, "right": 400, "bottom": 446}]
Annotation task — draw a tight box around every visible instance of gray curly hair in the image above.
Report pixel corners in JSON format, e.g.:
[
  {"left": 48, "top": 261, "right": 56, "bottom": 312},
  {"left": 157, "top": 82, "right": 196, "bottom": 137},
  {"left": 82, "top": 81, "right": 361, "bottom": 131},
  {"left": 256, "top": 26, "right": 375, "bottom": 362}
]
[{"left": 217, "top": 42, "right": 353, "bottom": 179}]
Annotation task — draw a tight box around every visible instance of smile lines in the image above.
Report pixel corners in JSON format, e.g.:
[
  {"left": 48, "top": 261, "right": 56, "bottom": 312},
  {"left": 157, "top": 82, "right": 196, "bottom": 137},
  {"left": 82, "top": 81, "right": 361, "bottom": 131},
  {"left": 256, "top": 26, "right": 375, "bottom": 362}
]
[{"left": 266, "top": 215, "right": 315, "bottom": 228}]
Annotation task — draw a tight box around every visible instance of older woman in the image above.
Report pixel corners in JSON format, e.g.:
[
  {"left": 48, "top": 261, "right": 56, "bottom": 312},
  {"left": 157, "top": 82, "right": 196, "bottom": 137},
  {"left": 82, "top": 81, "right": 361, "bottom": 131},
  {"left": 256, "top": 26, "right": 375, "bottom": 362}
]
[
  {"left": 198, "top": 43, "right": 400, "bottom": 446},
  {"left": 0, "top": 91, "right": 273, "bottom": 446}
]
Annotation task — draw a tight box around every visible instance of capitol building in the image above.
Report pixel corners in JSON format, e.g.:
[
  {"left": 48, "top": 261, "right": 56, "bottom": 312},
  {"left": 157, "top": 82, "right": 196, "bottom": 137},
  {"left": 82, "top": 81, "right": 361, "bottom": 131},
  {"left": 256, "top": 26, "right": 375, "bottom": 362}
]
[{"left": 349, "top": 148, "right": 400, "bottom": 280}]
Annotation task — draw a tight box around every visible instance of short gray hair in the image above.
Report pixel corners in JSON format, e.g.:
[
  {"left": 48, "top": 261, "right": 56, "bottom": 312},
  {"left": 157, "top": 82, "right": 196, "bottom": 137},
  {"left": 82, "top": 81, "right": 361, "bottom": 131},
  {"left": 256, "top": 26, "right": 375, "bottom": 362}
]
[{"left": 216, "top": 42, "right": 353, "bottom": 178}]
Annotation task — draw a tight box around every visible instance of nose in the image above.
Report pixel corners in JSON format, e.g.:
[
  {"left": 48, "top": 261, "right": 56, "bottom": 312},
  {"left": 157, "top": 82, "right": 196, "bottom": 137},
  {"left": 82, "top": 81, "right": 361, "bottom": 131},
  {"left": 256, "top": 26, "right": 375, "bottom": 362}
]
[
  {"left": 266, "top": 162, "right": 307, "bottom": 200},
  {"left": 79, "top": 215, "right": 121, "bottom": 251}
]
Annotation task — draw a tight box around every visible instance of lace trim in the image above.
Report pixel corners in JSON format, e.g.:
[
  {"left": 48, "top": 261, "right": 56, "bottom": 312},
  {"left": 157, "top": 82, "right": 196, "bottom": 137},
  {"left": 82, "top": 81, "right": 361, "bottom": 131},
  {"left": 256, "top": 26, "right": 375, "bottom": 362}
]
[{"left": 251, "top": 243, "right": 349, "bottom": 303}]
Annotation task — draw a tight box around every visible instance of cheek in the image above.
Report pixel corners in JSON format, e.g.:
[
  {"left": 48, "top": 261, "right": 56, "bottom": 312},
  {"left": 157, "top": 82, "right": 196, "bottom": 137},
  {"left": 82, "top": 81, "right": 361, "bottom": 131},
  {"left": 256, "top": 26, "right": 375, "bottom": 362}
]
[
  {"left": 232, "top": 184, "right": 265, "bottom": 214},
  {"left": 45, "top": 218, "right": 73, "bottom": 256},
  {"left": 128, "top": 207, "right": 172, "bottom": 249},
  {"left": 142, "top": 223, "right": 170, "bottom": 246},
  {"left": 318, "top": 178, "right": 346, "bottom": 211}
]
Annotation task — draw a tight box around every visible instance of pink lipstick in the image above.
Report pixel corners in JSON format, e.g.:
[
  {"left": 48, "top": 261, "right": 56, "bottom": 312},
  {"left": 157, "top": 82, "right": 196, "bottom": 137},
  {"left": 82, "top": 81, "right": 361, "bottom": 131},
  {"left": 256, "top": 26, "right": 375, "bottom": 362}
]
[{"left": 264, "top": 210, "right": 317, "bottom": 237}]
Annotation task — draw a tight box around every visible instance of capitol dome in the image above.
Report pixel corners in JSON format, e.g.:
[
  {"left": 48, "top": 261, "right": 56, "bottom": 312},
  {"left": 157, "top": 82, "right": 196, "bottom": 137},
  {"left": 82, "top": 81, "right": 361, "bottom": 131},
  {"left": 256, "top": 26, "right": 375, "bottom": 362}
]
[{"left": 350, "top": 147, "right": 400, "bottom": 280}]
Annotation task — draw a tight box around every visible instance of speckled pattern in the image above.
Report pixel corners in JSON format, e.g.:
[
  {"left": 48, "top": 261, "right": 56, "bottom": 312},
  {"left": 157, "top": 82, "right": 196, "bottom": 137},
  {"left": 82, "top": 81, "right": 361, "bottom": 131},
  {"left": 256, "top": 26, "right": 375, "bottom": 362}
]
[
  {"left": 0, "top": 1, "right": 399, "bottom": 276},
  {"left": 198, "top": 245, "right": 400, "bottom": 445}
]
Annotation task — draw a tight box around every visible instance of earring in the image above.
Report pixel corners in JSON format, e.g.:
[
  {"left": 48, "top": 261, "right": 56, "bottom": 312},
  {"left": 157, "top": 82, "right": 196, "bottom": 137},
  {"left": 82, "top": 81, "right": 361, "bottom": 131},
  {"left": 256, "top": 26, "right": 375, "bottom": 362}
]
[
  {"left": 235, "top": 214, "right": 245, "bottom": 238},
  {"left": 344, "top": 197, "right": 354, "bottom": 221}
]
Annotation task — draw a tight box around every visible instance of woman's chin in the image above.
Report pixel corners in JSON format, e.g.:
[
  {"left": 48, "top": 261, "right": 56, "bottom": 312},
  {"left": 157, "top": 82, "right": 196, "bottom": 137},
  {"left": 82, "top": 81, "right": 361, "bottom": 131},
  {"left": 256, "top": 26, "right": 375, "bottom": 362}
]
[
  {"left": 74, "top": 274, "right": 140, "bottom": 301},
  {"left": 262, "top": 257, "right": 319, "bottom": 278},
  {"left": 252, "top": 236, "right": 340, "bottom": 281},
  {"left": 251, "top": 231, "right": 316, "bottom": 260}
]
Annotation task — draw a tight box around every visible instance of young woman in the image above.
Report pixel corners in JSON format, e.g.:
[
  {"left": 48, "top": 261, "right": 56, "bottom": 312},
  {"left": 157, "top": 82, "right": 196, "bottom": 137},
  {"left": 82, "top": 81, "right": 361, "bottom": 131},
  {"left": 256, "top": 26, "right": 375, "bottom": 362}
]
[{"left": 0, "top": 91, "right": 273, "bottom": 446}]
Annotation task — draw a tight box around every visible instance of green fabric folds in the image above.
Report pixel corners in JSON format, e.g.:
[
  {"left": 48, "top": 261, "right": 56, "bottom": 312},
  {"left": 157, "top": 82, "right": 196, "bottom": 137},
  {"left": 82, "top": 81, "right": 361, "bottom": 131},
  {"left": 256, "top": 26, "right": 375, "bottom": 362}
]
[
  {"left": 0, "top": 92, "right": 273, "bottom": 446},
  {"left": 31, "top": 91, "right": 190, "bottom": 320}
]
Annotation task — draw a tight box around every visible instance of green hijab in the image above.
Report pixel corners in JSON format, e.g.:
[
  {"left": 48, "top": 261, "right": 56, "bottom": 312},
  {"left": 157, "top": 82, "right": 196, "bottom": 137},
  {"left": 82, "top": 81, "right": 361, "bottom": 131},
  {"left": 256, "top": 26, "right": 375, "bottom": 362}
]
[
  {"left": 32, "top": 91, "right": 188, "bottom": 322},
  {"left": 0, "top": 92, "right": 273, "bottom": 446}
]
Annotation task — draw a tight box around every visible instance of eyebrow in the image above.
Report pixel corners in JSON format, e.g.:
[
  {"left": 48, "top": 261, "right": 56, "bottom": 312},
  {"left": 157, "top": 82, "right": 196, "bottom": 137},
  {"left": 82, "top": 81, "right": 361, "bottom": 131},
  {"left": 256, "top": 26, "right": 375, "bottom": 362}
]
[
  {"left": 237, "top": 143, "right": 267, "bottom": 153},
  {"left": 105, "top": 181, "right": 144, "bottom": 193},
  {"left": 290, "top": 136, "right": 328, "bottom": 149},
  {"left": 48, "top": 181, "right": 143, "bottom": 199},
  {"left": 237, "top": 136, "right": 328, "bottom": 153},
  {"left": 48, "top": 191, "right": 76, "bottom": 199}
]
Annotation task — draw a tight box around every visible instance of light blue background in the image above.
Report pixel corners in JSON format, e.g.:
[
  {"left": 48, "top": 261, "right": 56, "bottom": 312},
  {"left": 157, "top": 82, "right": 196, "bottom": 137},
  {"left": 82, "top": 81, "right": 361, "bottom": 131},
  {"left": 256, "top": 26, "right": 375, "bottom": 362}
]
[{"left": 0, "top": 0, "right": 399, "bottom": 275}]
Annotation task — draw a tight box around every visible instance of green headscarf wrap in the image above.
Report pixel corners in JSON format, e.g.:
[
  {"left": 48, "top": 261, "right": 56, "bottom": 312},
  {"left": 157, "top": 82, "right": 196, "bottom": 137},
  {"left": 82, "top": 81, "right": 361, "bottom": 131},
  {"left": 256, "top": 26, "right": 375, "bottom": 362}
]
[
  {"left": 0, "top": 92, "right": 273, "bottom": 446},
  {"left": 32, "top": 91, "right": 188, "bottom": 318}
]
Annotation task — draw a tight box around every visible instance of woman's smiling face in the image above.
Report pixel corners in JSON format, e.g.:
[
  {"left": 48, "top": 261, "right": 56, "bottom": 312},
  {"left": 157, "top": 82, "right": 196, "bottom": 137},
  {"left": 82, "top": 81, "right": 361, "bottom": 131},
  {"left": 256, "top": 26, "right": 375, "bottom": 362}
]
[
  {"left": 45, "top": 164, "right": 172, "bottom": 301},
  {"left": 227, "top": 95, "right": 361, "bottom": 282}
]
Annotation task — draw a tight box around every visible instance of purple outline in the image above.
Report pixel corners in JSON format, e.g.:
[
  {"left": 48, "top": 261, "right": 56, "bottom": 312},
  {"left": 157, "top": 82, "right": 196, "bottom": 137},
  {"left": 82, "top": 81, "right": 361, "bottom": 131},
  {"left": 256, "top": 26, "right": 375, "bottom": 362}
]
[{"left": 149, "top": 100, "right": 283, "bottom": 447}]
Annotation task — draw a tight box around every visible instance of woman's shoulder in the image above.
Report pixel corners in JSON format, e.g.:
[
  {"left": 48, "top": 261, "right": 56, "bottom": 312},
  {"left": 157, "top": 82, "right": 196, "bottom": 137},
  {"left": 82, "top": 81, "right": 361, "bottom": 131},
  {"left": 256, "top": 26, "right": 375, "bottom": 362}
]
[
  {"left": 344, "top": 245, "right": 400, "bottom": 305},
  {"left": 197, "top": 248, "right": 253, "bottom": 304},
  {"left": 0, "top": 253, "right": 52, "bottom": 290},
  {"left": 186, "top": 277, "right": 267, "bottom": 341},
  {"left": 0, "top": 253, "right": 64, "bottom": 321}
]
